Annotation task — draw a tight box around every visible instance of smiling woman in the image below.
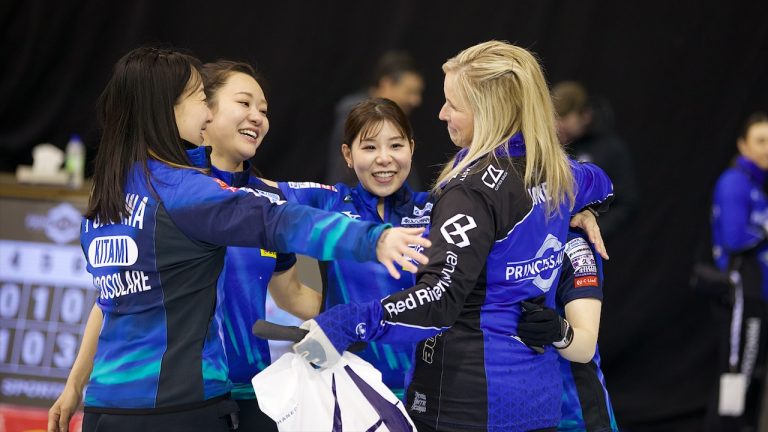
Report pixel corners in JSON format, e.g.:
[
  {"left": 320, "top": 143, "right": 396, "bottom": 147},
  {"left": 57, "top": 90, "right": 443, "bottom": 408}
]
[
  {"left": 341, "top": 98, "right": 415, "bottom": 213},
  {"left": 202, "top": 62, "right": 270, "bottom": 172},
  {"left": 438, "top": 72, "right": 474, "bottom": 149},
  {"left": 46, "top": 48, "right": 431, "bottom": 432},
  {"left": 278, "top": 97, "right": 432, "bottom": 399},
  {"left": 173, "top": 77, "right": 211, "bottom": 145}
]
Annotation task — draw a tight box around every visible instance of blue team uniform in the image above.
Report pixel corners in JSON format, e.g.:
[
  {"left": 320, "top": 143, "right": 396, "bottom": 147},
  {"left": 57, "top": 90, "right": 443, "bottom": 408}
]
[
  {"left": 206, "top": 163, "right": 297, "bottom": 400},
  {"left": 278, "top": 180, "right": 431, "bottom": 395},
  {"left": 712, "top": 155, "right": 768, "bottom": 297},
  {"left": 556, "top": 230, "right": 618, "bottom": 432},
  {"left": 710, "top": 155, "right": 768, "bottom": 429},
  {"left": 309, "top": 133, "right": 614, "bottom": 431},
  {"left": 80, "top": 145, "right": 390, "bottom": 412}
]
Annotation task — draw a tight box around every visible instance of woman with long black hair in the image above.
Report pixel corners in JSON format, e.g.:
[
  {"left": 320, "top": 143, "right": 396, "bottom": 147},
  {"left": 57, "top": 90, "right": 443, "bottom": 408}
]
[{"left": 48, "top": 46, "right": 429, "bottom": 432}]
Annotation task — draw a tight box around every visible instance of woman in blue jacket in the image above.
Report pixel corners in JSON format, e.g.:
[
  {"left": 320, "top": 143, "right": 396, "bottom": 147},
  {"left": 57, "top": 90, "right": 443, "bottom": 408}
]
[
  {"left": 710, "top": 112, "right": 768, "bottom": 431},
  {"left": 278, "top": 97, "right": 432, "bottom": 398},
  {"left": 198, "top": 59, "right": 325, "bottom": 431},
  {"left": 48, "top": 47, "right": 429, "bottom": 432}
]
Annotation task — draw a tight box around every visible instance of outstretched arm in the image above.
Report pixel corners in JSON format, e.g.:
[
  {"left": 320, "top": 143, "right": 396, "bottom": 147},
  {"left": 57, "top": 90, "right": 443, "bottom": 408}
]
[{"left": 158, "top": 169, "right": 431, "bottom": 276}]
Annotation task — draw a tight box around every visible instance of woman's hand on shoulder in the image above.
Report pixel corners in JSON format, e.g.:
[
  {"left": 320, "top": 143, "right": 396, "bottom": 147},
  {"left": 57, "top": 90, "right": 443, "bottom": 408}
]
[{"left": 570, "top": 209, "right": 609, "bottom": 260}]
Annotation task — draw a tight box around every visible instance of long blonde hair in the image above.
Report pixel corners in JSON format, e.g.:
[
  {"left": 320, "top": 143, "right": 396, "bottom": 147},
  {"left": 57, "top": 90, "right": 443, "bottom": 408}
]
[{"left": 433, "top": 40, "right": 574, "bottom": 216}]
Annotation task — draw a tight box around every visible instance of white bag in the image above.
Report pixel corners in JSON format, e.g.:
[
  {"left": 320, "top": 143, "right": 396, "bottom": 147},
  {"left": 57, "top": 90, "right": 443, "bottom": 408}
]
[{"left": 252, "top": 352, "right": 416, "bottom": 432}]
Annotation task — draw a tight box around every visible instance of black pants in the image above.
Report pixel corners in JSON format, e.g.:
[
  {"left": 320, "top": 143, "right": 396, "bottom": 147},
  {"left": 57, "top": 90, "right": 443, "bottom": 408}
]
[
  {"left": 83, "top": 398, "right": 239, "bottom": 432},
  {"left": 234, "top": 398, "right": 277, "bottom": 432},
  {"left": 707, "top": 259, "right": 768, "bottom": 432}
]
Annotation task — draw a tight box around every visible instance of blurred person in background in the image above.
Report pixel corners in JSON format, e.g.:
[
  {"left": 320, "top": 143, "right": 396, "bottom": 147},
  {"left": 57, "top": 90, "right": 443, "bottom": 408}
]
[
  {"left": 709, "top": 112, "right": 768, "bottom": 432},
  {"left": 552, "top": 81, "right": 638, "bottom": 241},
  {"left": 325, "top": 50, "right": 425, "bottom": 188}
]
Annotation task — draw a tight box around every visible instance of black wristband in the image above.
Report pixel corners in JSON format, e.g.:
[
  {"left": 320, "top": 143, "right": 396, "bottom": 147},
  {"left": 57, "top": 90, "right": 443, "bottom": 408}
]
[
  {"left": 585, "top": 206, "right": 600, "bottom": 220},
  {"left": 553, "top": 319, "right": 574, "bottom": 349}
]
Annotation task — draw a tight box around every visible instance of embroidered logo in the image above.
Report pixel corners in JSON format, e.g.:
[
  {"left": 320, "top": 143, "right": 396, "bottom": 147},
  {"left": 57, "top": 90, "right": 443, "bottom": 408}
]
[{"left": 440, "top": 214, "right": 477, "bottom": 248}]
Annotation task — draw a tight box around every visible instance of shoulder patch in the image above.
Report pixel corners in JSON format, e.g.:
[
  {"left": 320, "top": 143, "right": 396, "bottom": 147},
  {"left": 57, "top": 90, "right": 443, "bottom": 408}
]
[{"left": 564, "top": 236, "right": 598, "bottom": 288}]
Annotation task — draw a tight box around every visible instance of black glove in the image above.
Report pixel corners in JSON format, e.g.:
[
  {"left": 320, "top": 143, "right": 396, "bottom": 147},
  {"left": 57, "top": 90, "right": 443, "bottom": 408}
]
[{"left": 518, "top": 296, "right": 573, "bottom": 351}]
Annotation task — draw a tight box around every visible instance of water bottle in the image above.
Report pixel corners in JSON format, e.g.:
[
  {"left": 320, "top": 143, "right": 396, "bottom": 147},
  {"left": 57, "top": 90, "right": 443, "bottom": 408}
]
[{"left": 65, "top": 134, "right": 85, "bottom": 189}]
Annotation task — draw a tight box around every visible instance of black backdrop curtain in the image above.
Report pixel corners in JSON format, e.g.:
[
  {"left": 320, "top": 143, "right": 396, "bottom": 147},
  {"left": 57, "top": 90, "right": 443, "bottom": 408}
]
[{"left": 3, "top": 1, "right": 768, "bottom": 429}]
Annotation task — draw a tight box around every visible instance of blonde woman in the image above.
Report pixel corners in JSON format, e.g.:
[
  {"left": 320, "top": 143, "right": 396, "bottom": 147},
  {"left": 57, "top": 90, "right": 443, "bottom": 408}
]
[{"left": 293, "top": 40, "right": 614, "bottom": 432}]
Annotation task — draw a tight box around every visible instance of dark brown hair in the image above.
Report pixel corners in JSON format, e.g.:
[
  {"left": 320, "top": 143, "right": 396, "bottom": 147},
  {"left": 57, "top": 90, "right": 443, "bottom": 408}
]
[
  {"left": 86, "top": 46, "right": 202, "bottom": 224},
  {"left": 200, "top": 60, "right": 262, "bottom": 107},
  {"left": 369, "top": 51, "right": 421, "bottom": 88},
  {"left": 740, "top": 112, "right": 768, "bottom": 140},
  {"left": 343, "top": 97, "right": 414, "bottom": 147},
  {"left": 551, "top": 81, "right": 589, "bottom": 117}
]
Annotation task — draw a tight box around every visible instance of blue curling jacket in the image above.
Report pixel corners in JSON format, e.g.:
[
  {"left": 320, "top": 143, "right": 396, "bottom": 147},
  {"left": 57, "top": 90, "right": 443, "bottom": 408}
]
[
  {"left": 80, "top": 146, "right": 388, "bottom": 412},
  {"left": 278, "top": 180, "right": 431, "bottom": 394},
  {"left": 206, "top": 163, "right": 297, "bottom": 400},
  {"left": 555, "top": 230, "right": 617, "bottom": 432},
  {"left": 712, "top": 156, "right": 768, "bottom": 299},
  {"left": 317, "top": 134, "right": 614, "bottom": 431}
]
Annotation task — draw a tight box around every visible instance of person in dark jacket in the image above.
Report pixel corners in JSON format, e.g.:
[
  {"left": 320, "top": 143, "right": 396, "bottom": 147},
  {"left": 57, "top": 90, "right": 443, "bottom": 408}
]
[
  {"left": 552, "top": 81, "right": 637, "bottom": 240},
  {"left": 293, "top": 40, "right": 613, "bottom": 432}
]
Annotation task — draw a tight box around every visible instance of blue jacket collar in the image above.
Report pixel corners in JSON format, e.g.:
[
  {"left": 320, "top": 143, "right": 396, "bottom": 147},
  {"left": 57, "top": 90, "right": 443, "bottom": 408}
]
[
  {"left": 185, "top": 144, "right": 252, "bottom": 188},
  {"left": 453, "top": 132, "right": 526, "bottom": 167},
  {"left": 210, "top": 160, "right": 252, "bottom": 188},
  {"left": 353, "top": 181, "right": 414, "bottom": 217},
  {"left": 185, "top": 143, "right": 211, "bottom": 169},
  {"left": 737, "top": 155, "right": 768, "bottom": 185}
]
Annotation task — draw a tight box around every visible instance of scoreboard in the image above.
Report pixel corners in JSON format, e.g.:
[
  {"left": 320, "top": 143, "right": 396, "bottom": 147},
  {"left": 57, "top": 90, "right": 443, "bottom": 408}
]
[{"left": 0, "top": 182, "right": 93, "bottom": 409}]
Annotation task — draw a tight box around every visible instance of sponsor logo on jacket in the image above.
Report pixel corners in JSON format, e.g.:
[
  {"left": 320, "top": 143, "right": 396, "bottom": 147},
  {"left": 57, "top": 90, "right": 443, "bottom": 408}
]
[
  {"left": 341, "top": 211, "right": 361, "bottom": 219},
  {"left": 287, "top": 182, "right": 338, "bottom": 192},
  {"left": 251, "top": 188, "right": 281, "bottom": 203},
  {"left": 213, "top": 178, "right": 238, "bottom": 192},
  {"left": 565, "top": 236, "right": 598, "bottom": 286},
  {"left": 384, "top": 251, "right": 458, "bottom": 316},
  {"left": 505, "top": 234, "right": 564, "bottom": 291},
  {"left": 482, "top": 165, "right": 508, "bottom": 190},
  {"left": 413, "top": 203, "right": 433, "bottom": 217},
  {"left": 401, "top": 216, "right": 430, "bottom": 226},
  {"left": 440, "top": 214, "right": 476, "bottom": 248},
  {"left": 94, "top": 270, "right": 152, "bottom": 300},
  {"left": 411, "top": 391, "right": 427, "bottom": 413},
  {"left": 88, "top": 236, "right": 139, "bottom": 268}
]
